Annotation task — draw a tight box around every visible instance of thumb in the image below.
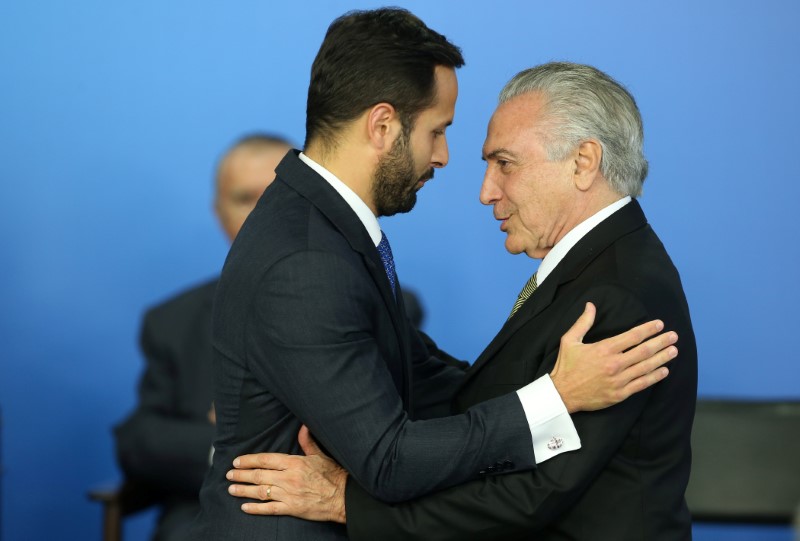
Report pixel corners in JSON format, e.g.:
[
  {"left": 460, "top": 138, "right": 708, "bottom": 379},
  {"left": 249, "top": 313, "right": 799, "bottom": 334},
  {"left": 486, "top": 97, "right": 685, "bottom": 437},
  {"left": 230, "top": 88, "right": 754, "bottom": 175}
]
[
  {"left": 298, "top": 425, "right": 323, "bottom": 457},
  {"left": 563, "top": 302, "right": 596, "bottom": 345}
]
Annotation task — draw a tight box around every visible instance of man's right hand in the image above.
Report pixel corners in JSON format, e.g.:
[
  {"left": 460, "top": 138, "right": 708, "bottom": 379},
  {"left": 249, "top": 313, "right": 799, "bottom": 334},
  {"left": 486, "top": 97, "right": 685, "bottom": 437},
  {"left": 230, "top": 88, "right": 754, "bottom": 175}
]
[
  {"left": 550, "top": 302, "right": 678, "bottom": 413},
  {"left": 227, "top": 426, "right": 348, "bottom": 524}
]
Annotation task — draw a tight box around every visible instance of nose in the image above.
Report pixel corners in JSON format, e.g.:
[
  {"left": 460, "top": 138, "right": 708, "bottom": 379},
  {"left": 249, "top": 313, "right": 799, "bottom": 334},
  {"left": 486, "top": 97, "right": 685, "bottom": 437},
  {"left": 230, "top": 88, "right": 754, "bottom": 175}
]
[
  {"left": 479, "top": 166, "right": 500, "bottom": 206},
  {"left": 431, "top": 134, "right": 449, "bottom": 168}
]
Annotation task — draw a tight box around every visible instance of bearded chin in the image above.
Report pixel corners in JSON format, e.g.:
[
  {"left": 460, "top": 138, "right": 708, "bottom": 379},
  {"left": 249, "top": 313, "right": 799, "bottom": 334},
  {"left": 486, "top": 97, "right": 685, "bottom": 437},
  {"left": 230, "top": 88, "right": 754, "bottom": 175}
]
[{"left": 375, "top": 184, "right": 417, "bottom": 217}]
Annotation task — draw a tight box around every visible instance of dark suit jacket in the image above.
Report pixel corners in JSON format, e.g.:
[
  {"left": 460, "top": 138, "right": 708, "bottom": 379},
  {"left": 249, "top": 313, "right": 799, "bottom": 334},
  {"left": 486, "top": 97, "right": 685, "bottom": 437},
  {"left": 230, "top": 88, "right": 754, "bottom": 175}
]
[
  {"left": 347, "top": 200, "right": 698, "bottom": 541},
  {"left": 189, "top": 151, "right": 537, "bottom": 541},
  {"left": 114, "top": 279, "right": 218, "bottom": 541}
]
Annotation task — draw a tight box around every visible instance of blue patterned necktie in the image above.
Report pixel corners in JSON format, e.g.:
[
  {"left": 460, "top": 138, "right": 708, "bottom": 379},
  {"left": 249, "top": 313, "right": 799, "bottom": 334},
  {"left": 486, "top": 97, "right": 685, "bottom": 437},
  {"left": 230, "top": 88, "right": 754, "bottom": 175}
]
[{"left": 377, "top": 231, "right": 397, "bottom": 298}]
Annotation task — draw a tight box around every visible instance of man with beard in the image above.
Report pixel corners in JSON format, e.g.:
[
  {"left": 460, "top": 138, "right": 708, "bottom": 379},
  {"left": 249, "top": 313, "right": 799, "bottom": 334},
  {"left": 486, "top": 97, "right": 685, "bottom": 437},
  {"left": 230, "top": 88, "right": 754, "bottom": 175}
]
[{"left": 189, "top": 9, "right": 678, "bottom": 541}]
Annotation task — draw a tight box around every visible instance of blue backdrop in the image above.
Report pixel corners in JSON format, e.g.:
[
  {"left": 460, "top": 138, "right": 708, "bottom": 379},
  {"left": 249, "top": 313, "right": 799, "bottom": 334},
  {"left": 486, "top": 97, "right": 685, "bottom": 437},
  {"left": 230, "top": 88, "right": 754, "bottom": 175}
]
[{"left": 1, "top": 1, "right": 798, "bottom": 539}]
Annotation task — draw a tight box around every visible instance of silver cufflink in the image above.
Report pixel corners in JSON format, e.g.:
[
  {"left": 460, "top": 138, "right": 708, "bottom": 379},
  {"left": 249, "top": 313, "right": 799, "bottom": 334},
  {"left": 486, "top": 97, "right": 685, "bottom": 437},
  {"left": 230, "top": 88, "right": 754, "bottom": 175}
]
[{"left": 547, "top": 436, "right": 564, "bottom": 450}]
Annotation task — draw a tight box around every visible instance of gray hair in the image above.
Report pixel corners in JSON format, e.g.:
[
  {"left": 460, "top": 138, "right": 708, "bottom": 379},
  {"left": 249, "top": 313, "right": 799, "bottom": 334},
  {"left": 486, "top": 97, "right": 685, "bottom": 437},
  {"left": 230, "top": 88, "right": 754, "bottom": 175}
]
[{"left": 499, "top": 62, "right": 648, "bottom": 197}]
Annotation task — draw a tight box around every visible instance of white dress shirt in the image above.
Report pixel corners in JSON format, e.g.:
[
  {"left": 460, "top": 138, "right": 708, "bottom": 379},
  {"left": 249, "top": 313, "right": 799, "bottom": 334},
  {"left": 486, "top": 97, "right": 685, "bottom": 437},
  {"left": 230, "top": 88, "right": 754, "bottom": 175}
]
[{"left": 299, "top": 152, "right": 581, "bottom": 464}]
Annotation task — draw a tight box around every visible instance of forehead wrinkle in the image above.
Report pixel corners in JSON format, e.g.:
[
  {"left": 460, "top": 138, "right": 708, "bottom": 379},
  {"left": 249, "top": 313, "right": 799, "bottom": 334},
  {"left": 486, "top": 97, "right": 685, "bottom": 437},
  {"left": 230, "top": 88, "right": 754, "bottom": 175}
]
[{"left": 483, "top": 147, "right": 519, "bottom": 161}]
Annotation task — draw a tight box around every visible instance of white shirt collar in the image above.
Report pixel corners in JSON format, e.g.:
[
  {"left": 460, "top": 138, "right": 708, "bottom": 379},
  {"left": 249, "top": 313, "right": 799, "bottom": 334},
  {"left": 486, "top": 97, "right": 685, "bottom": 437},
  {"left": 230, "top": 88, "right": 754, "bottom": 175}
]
[
  {"left": 536, "top": 196, "right": 632, "bottom": 286},
  {"left": 298, "top": 152, "right": 382, "bottom": 247}
]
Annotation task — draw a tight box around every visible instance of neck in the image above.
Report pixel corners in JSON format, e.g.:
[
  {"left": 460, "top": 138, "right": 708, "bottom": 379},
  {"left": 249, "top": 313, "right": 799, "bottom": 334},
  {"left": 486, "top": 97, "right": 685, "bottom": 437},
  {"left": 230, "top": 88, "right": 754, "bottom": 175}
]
[
  {"left": 305, "top": 137, "right": 378, "bottom": 215},
  {"left": 547, "top": 185, "right": 625, "bottom": 255}
]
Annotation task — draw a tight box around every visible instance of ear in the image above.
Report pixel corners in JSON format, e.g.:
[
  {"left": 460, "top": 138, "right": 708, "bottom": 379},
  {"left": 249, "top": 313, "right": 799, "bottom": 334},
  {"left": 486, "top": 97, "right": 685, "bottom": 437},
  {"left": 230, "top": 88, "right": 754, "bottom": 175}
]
[
  {"left": 573, "top": 139, "right": 603, "bottom": 192},
  {"left": 366, "top": 102, "right": 401, "bottom": 152}
]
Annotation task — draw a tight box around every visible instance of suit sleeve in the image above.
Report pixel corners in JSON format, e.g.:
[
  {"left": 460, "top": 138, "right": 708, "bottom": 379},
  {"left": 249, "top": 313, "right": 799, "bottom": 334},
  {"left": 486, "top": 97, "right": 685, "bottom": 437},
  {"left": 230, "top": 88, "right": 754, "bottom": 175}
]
[
  {"left": 114, "top": 310, "right": 215, "bottom": 496},
  {"left": 408, "top": 328, "right": 468, "bottom": 419},
  {"left": 246, "top": 250, "right": 536, "bottom": 503},
  {"left": 346, "top": 284, "right": 656, "bottom": 539}
]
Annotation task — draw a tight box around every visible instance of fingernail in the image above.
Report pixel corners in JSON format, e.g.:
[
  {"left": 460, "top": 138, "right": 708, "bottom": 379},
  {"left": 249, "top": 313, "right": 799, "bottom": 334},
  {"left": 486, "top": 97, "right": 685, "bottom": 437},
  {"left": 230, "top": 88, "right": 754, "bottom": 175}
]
[
  {"left": 233, "top": 458, "right": 240, "bottom": 467},
  {"left": 226, "top": 470, "right": 233, "bottom": 480},
  {"left": 670, "top": 346, "right": 678, "bottom": 357},
  {"left": 228, "top": 485, "right": 236, "bottom": 494},
  {"left": 242, "top": 504, "right": 249, "bottom": 512},
  {"left": 656, "top": 321, "right": 664, "bottom": 331}
]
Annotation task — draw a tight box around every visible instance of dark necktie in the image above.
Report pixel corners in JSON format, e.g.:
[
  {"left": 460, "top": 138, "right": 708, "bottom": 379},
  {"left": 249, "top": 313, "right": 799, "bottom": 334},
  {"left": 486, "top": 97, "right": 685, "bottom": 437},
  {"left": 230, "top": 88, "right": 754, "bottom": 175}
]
[
  {"left": 508, "top": 272, "right": 538, "bottom": 319},
  {"left": 377, "top": 231, "right": 397, "bottom": 297}
]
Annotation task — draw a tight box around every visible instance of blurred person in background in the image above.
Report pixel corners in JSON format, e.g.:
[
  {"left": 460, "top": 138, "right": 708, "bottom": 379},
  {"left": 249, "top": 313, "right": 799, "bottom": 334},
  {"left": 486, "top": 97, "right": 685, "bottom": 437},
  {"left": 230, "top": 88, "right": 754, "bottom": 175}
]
[{"left": 114, "top": 134, "right": 291, "bottom": 541}]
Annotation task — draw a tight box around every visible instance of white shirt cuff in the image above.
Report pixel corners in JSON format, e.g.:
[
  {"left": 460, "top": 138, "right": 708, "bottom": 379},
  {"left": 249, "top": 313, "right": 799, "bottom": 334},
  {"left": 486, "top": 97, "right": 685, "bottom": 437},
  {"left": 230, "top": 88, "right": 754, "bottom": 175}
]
[{"left": 516, "top": 374, "right": 581, "bottom": 463}]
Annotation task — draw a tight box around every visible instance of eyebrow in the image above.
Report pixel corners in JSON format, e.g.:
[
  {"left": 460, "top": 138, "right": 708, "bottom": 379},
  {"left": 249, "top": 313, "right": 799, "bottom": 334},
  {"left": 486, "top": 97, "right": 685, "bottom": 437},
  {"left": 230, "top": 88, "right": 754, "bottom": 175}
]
[{"left": 482, "top": 147, "right": 517, "bottom": 161}]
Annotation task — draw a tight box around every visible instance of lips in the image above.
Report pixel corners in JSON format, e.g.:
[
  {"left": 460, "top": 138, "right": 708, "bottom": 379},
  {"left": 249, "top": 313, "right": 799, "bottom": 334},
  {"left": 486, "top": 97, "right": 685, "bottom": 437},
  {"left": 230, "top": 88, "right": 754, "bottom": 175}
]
[
  {"left": 495, "top": 214, "right": 510, "bottom": 232},
  {"left": 415, "top": 169, "right": 435, "bottom": 190}
]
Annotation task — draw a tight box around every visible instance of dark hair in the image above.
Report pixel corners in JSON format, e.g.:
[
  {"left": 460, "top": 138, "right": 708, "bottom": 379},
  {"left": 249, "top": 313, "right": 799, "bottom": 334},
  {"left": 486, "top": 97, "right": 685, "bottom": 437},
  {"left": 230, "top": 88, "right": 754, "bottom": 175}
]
[{"left": 305, "top": 7, "right": 464, "bottom": 150}]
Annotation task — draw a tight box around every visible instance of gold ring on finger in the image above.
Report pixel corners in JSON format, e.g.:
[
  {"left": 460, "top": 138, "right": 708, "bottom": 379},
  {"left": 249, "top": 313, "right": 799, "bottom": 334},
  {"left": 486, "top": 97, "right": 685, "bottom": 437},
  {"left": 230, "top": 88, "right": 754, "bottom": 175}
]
[{"left": 266, "top": 485, "right": 272, "bottom": 500}]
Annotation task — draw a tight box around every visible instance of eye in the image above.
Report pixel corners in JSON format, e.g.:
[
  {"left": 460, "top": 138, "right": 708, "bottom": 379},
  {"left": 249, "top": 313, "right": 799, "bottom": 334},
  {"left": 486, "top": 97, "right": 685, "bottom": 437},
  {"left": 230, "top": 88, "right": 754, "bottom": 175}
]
[{"left": 433, "top": 129, "right": 445, "bottom": 138}]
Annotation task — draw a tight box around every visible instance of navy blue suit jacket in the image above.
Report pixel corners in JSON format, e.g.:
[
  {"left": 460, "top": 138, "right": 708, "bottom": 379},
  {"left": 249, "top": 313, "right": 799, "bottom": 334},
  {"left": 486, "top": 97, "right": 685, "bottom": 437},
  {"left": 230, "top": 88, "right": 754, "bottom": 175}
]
[{"left": 190, "top": 151, "right": 537, "bottom": 540}]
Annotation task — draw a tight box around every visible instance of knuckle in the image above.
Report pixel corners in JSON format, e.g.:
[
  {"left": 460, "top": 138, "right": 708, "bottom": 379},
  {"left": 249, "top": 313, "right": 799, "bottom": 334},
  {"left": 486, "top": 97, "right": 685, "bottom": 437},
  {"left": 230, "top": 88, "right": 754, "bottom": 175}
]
[{"left": 253, "top": 470, "right": 265, "bottom": 484}]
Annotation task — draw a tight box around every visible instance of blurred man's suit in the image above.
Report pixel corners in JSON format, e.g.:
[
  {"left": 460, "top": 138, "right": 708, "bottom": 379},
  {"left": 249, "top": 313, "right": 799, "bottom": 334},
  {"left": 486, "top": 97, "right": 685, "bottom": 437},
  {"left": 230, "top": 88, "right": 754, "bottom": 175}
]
[
  {"left": 346, "top": 200, "right": 697, "bottom": 541},
  {"left": 115, "top": 279, "right": 217, "bottom": 541}
]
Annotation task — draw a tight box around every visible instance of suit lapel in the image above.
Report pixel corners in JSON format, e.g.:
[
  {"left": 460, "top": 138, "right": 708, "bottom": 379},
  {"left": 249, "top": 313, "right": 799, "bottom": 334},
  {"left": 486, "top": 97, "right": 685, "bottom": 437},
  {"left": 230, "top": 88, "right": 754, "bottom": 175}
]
[
  {"left": 274, "top": 151, "right": 411, "bottom": 402},
  {"left": 459, "top": 200, "right": 649, "bottom": 389}
]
